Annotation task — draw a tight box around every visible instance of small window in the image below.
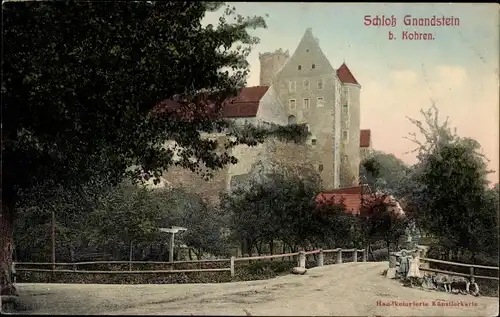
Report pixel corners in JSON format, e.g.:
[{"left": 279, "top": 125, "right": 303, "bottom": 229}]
[
  {"left": 289, "top": 99, "right": 296, "bottom": 110},
  {"left": 318, "top": 164, "right": 323, "bottom": 172},
  {"left": 312, "top": 64, "right": 316, "bottom": 69},
  {"left": 317, "top": 78, "right": 323, "bottom": 90},
  {"left": 343, "top": 87, "right": 349, "bottom": 98},
  {"left": 303, "top": 80, "right": 310, "bottom": 90},
  {"left": 289, "top": 81, "right": 296, "bottom": 92},
  {"left": 317, "top": 97, "right": 324, "bottom": 107},
  {"left": 342, "top": 130, "right": 349, "bottom": 143},
  {"left": 343, "top": 104, "right": 348, "bottom": 114},
  {"left": 288, "top": 115, "right": 297, "bottom": 125},
  {"left": 303, "top": 98, "right": 310, "bottom": 109},
  {"left": 306, "top": 49, "right": 310, "bottom": 52},
  {"left": 298, "top": 65, "right": 302, "bottom": 70},
  {"left": 311, "top": 139, "right": 317, "bottom": 146}
]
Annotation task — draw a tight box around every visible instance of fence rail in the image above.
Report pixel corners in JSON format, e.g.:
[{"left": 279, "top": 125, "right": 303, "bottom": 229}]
[
  {"left": 14, "top": 248, "right": 366, "bottom": 279},
  {"left": 390, "top": 250, "right": 499, "bottom": 281}
]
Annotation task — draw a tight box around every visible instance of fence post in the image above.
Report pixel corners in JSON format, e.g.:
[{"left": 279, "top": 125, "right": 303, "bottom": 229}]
[
  {"left": 230, "top": 256, "right": 235, "bottom": 278},
  {"left": 336, "top": 248, "right": 342, "bottom": 264},
  {"left": 298, "top": 251, "right": 306, "bottom": 268},
  {"left": 317, "top": 249, "right": 324, "bottom": 267},
  {"left": 12, "top": 262, "right": 16, "bottom": 284},
  {"left": 353, "top": 249, "right": 358, "bottom": 263},
  {"left": 362, "top": 249, "right": 367, "bottom": 262},
  {"left": 73, "top": 264, "right": 77, "bottom": 271}
]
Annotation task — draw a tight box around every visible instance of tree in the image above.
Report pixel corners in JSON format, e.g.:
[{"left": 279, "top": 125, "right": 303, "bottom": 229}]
[
  {"left": 2, "top": 1, "right": 307, "bottom": 294},
  {"left": 360, "top": 150, "right": 409, "bottom": 193},
  {"left": 353, "top": 192, "right": 408, "bottom": 259},
  {"left": 401, "top": 105, "right": 495, "bottom": 262},
  {"left": 222, "top": 161, "right": 348, "bottom": 254},
  {"left": 14, "top": 182, "right": 105, "bottom": 263},
  {"left": 153, "top": 187, "right": 230, "bottom": 259},
  {"left": 87, "top": 183, "right": 162, "bottom": 261}
]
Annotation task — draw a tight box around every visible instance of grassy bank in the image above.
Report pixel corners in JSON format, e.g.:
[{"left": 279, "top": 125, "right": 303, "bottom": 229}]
[{"left": 15, "top": 259, "right": 335, "bottom": 285}]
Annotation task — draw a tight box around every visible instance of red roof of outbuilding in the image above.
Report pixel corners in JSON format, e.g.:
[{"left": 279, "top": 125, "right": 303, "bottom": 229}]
[{"left": 315, "top": 187, "right": 405, "bottom": 217}]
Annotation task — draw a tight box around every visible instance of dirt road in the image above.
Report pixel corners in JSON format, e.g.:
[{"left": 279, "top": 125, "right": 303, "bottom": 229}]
[{"left": 16, "top": 262, "right": 499, "bottom": 316}]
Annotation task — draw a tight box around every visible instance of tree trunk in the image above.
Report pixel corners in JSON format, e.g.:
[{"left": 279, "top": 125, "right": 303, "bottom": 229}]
[
  {"left": 69, "top": 245, "right": 75, "bottom": 262},
  {"left": 255, "top": 242, "right": 262, "bottom": 256},
  {"left": 269, "top": 240, "right": 274, "bottom": 261},
  {"left": 247, "top": 239, "right": 253, "bottom": 257},
  {"left": 385, "top": 236, "right": 391, "bottom": 258},
  {"left": 1, "top": 200, "right": 16, "bottom": 295},
  {"left": 128, "top": 241, "right": 133, "bottom": 271},
  {"left": 188, "top": 248, "right": 193, "bottom": 261}
]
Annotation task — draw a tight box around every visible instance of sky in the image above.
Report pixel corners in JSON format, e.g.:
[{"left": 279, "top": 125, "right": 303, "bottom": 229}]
[{"left": 204, "top": 3, "right": 499, "bottom": 184}]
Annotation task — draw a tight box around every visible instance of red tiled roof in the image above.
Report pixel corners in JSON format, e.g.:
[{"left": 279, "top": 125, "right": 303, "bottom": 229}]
[
  {"left": 154, "top": 86, "right": 269, "bottom": 120},
  {"left": 223, "top": 86, "right": 269, "bottom": 118},
  {"left": 315, "top": 190, "right": 405, "bottom": 217},
  {"left": 337, "top": 63, "right": 359, "bottom": 85},
  {"left": 360, "top": 129, "right": 371, "bottom": 148},
  {"left": 153, "top": 95, "right": 221, "bottom": 122},
  {"left": 316, "top": 192, "right": 368, "bottom": 215}
]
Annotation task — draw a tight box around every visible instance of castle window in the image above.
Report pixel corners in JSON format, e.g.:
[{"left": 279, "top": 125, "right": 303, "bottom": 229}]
[
  {"left": 342, "top": 130, "right": 349, "bottom": 143},
  {"left": 317, "top": 97, "right": 324, "bottom": 107},
  {"left": 318, "top": 164, "right": 323, "bottom": 172},
  {"left": 289, "top": 81, "right": 296, "bottom": 92},
  {"left": 343, "top": 104, "right": 348, "bottom": 114},
  {"left": 312, "top": 64, "right": 316, "bottom": 69},
  {"left": 298, "top": 65, "right": 302, "bottom": 70},
  {"left": 303, "top": 80, "right": 310, "bottom": 90},
  {"left": 311, "top": 138, "right": 317, "bottom": 146},
  {"left": 317, "top": 78, "right": 323, "bottom": 90},
  {"left": 343, "top": 87, "right": 349, "bottom": 98},
  {"left": 303, "top": 98, "right": 310, "bottom": 109},
  {"left": 306, "top": 49, "right": 310, "bottom": 52},
  {"left": 289, "top": 99, "right": 296, "bottom": 111},
  {"left": 288, "top": 115, "right": 297, "bottom": 125}
]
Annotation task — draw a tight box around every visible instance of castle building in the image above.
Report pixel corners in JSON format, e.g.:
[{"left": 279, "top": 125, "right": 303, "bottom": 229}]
[
  {"left": 226, "top": 28, "right": 370, "bottom": 190},
  {"left": 160, "top": 28, "right": 372, "bottom": 202}
]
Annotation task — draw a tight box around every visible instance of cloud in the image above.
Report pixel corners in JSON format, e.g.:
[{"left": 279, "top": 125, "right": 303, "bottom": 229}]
[{"left": 362, "top": 65, "right": 499, "bottom": 183}]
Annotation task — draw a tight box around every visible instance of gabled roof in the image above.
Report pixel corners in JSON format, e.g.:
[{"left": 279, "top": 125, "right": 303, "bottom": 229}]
[
  {"left": 274, "top": 28, "right": 335, "bottom": 80},
  {"left": 337, "top": 63, "right": 360, "bottom": 85},
  {"left": 153, "top": 86, "right": 269, "bottom": 120},
  {"left": 223, "top": 86, "right": 269, "bottom": 118},
  {"left": 360, "top": 129, "right": 371, "bottom": 148}
]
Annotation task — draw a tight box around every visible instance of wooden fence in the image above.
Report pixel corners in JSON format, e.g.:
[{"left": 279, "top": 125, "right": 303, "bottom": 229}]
[
  {"left": 13, "top": 248, "right": 366, "bottom": 280},
  {"left": 390, "top": 250, "right": 499, "bottom": 281}
]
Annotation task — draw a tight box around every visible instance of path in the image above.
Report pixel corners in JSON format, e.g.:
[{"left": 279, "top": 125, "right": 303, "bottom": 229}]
[{"left": 16, "top": 262, "right": 499, "bottom": 316}]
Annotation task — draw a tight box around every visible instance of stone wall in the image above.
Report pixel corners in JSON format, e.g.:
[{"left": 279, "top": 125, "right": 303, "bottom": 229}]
[{"left": 162, "top": 134, "right": 231, "bottom": 206}]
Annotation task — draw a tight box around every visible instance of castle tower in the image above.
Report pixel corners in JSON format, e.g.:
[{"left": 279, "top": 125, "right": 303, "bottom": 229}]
[
  {"left": 259, "top": 49, "right": 289, "bottom": 86},
  {"left": 337, "top": 63, "right": 361, "bottom": 187},
  {"left": 271, "top": 28, "right": 340, "bottom": 190}
]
